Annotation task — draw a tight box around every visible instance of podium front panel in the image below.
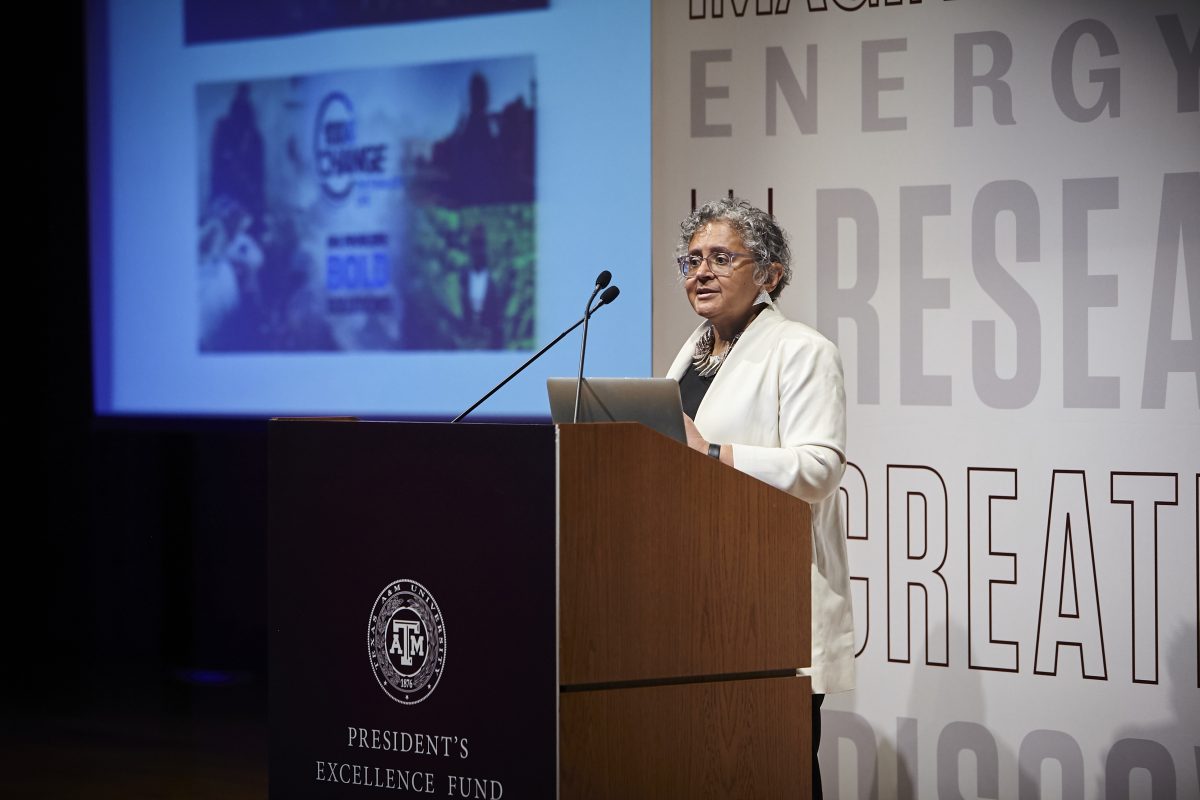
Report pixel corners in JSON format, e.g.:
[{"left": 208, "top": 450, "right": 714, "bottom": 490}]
[{"left": 269, "top": 421, "right": 557, "bottom": 798}]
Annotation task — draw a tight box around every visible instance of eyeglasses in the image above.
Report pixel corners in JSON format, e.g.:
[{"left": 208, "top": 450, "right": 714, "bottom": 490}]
[{"left": 676, "top": 250, "right": 754, "bottom": 279}]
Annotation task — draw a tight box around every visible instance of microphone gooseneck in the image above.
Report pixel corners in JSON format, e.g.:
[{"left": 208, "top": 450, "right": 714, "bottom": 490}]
[
  {"left": 573, "top": 273, "right": 615, "bottom": 423},
  {"left": 451, "top": 273, "right": 619, "bottom": 423}
]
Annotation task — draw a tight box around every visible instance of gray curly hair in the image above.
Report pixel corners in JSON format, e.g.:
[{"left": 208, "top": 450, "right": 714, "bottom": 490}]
[{"left": 676, "top": 197, "right": 793, "bottom": 300}]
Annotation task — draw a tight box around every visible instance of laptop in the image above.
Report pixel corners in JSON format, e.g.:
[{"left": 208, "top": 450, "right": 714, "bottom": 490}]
[{"left": 546, "top": 378, "right": 687, "bottom": 444}]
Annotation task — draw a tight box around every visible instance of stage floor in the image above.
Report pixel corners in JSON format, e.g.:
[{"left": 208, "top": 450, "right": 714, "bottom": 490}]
[{"left": 4, "top": 679, "right": 266, "bottom": 799}]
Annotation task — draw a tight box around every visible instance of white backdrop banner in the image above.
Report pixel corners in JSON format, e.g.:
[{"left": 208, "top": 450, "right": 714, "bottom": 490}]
[{"left": 652, "top": 1, "right": 1198, "bottom": 797}]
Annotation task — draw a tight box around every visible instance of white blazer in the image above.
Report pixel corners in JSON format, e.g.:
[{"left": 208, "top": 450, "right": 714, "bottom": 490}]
[{"left": 666, "top": 303, "right": 856, "bottom": 694}]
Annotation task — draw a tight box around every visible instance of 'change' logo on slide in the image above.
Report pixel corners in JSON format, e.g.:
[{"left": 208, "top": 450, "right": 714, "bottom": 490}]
[
  {"left": 368, "top": 579, "right": 446, "bottom": 704},
  {"left": 314, "top": 91, "right": 387, "bottom": 201}
]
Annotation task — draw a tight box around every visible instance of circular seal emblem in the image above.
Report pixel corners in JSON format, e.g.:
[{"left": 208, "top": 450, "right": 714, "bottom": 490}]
[{"left": 368, "top": 579, "right": 446, "bottom": 705}]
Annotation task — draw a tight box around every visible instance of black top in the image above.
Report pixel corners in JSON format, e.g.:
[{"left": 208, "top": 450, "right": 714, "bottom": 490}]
[{"left": 677, "top": 359, "right": 714, "bottom": 419}]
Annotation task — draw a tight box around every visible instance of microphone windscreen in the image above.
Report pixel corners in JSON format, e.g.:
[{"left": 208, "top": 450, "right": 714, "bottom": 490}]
[
  {"left": 594, "top": 270, "right": 612, "bottom": 289},
  {"left": 599, "top": 285, "right": 620, "bottom": 305}
]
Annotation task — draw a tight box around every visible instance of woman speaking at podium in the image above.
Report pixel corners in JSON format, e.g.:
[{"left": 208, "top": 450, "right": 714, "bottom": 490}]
[{"left": 665, "top": 197, "right": 854, "bottom": 800}]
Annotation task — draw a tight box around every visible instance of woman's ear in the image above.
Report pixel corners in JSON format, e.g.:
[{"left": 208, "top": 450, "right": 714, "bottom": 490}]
[{"left": 765, "top": 262, "right": 783, "bottom": 294}]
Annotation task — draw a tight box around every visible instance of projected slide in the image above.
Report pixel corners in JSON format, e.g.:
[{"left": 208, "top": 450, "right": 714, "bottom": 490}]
[
  {"left": 89, "top": 1, "right": 650, "bottom": 417},
  {"left": 196, "top": 58, "right": 536, "bottom": 353}
]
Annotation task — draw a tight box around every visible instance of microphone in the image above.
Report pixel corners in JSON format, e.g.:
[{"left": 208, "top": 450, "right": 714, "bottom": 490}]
[
  {"left": 451, "top": 275, "right": 620, "bottom": 423},
  {"left": 580, "top": 271, "right": 610, "bottom": 319},
  {"left": 573, "top": 274, "right": 617, "bottom": 423}
]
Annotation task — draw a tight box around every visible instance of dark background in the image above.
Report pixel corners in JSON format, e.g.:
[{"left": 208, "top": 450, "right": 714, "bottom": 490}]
[
  {"left": 19, "top": 10, "right": 546, "bottom": 796},
  {"left": 21, "top": 1, "right": 269, "bottom": 719}
]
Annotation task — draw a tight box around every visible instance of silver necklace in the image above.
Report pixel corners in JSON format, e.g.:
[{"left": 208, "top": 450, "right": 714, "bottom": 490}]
[
  {"left": 692, "top": 306, "right": 766, "bottom": 377},
  {"left": 691, "top": 326, "right": 743, "bottom": 377}
]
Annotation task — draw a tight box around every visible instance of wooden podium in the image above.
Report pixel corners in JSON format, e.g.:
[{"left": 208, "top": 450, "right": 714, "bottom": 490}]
[{"left": 269, "top": 420, "right": 811, "bottom": 798}]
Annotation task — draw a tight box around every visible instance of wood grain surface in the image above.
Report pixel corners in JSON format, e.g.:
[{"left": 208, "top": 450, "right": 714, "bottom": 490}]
[
  {"left": 558, "top": 422, "right": 812, "bottom": 685},
  {"left": 560, "top": 676, "right": 812, "bottom": 799}
]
